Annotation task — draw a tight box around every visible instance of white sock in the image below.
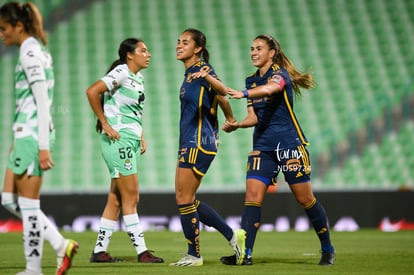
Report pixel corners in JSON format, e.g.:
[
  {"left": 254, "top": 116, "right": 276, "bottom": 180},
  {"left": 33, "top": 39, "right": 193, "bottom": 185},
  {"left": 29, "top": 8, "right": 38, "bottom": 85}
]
[
  {"left": 93, "top": 217, "right": 117, "bottom": 253},
  {"left": 2, "top": 192, "right": 65, "bottom": 254},
  {"left": 123, "top": 213, "right": 147, "bottom": 255},
  {"left": 18, "top": 196, "right": 44, "bottom": 274},
  {"left": 1, "top": 192, "right": 22, "bottom": 218},
  {"left": 40, "top": 211, "right": 65, "bottom": 254}
]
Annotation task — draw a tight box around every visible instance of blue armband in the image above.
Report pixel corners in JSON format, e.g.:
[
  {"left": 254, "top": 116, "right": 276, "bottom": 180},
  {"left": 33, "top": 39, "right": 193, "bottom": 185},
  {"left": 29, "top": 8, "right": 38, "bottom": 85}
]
[{"left": 242, "top": 89, "right": 248, "bottom": 98}]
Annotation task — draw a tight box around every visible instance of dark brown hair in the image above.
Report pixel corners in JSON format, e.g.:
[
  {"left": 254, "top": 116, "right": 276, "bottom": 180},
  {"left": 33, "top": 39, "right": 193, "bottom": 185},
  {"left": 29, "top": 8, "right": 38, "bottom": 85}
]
[
  {"left": 183, "top": 28, "right": 210, "bottom": 63},
  {"left": 96, "top": 38, "right": 144, "bottom": 132},
  {"left": 0, "top": 2, "right": 47, "bottom": 45}
]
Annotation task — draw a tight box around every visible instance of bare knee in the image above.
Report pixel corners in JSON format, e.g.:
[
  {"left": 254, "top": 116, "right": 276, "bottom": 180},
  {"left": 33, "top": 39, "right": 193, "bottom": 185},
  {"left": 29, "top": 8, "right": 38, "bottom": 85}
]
[
  {"left": 107, "top": 192, "right": 122, "bottom": 209},
  {"left": 289, "top": 181, "right": 316, "bottom": 208},
  {"left": 175, "top": 189, "right": 195, "bottom": 205},
  {"left": 175, "top": 168, "right": 200, "bottom": 205},
  {"left": 244, "top": 179, "right": 267, "bottom": 203},
  {"left": 296, "top": 195, "right": 316, "bottom": 208}
]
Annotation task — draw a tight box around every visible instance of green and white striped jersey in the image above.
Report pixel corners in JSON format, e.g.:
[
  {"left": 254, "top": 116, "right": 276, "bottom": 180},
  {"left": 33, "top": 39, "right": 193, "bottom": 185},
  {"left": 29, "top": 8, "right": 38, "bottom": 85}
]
[
  {"left": 101, "top": 64, "right": 145, "bottom": 140},
  {"left": 13, "top": 37, "right": 54, "bottom": 140}
]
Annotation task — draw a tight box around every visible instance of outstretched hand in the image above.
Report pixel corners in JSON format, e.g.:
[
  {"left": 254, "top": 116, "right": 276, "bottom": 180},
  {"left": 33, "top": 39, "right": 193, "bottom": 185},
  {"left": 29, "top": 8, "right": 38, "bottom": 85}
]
[{"left": 226, "top": 88, "right": 244, "bottom": 99}]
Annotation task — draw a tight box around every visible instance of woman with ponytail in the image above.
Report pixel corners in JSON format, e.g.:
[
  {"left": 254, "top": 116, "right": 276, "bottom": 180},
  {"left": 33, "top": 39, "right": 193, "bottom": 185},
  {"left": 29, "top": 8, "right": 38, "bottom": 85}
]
[
  {"left": 0, "top": 2, "right": 78, "bottom": 274},
  {"left": 86, "top": 38, "right": 163, "bottom": 264},
  {"left": 170, "top": 28, "right": 246, "bottom": 267},
  {"left": 221, "top": 34, "right": 335, "bottom": 266}
]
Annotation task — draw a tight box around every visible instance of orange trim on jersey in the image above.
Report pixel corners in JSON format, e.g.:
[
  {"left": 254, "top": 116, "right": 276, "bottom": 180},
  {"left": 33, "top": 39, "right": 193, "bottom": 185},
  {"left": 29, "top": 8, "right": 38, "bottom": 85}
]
[{"left": 283, "top": 91, "right": 310, "bottom": 146}]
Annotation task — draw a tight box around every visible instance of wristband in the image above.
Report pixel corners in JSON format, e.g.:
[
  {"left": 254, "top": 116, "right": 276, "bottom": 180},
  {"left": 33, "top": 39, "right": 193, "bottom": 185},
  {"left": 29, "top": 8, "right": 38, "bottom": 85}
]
[{"left": 242, "top": 89, "right": 248, "bottom": 98}]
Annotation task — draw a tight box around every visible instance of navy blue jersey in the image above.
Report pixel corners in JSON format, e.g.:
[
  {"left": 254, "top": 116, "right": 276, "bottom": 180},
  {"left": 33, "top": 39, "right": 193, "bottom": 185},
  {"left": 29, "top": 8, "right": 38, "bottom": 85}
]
[
  {"left": 179, "top": 61, "right": 220, "bottom": 153},
  {"left": 246, "top": 63, "right": 309, "bottom": 151}
]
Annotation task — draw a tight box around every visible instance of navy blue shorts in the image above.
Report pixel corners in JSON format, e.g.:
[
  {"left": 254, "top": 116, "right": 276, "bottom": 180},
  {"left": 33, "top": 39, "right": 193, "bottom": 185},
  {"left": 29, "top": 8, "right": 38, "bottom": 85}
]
[
  {"left": 177, "top": 147, "right": 216, "bottom": 176},
  {"left": 246, "top": 144, "right": 311, "bottom": 186}
]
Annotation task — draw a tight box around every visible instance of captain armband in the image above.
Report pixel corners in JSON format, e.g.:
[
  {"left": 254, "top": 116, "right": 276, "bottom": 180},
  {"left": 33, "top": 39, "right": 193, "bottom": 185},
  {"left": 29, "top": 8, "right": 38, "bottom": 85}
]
[{"left": 270, "top": 74, "right": 286, "bottom": 89}]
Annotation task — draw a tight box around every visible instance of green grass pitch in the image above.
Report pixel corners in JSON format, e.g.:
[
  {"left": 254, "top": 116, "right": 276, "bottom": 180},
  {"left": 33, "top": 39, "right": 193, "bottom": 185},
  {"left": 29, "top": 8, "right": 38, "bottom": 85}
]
[{"left": 1, "top": 229, "right": 413, "bottom": 274}]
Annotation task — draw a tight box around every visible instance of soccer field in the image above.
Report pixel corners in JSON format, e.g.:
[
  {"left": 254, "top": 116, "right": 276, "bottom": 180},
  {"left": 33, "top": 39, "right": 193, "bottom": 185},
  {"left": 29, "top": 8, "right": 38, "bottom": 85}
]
[{"left": 0, "top": 230, "right": 413, "bottom": 274}]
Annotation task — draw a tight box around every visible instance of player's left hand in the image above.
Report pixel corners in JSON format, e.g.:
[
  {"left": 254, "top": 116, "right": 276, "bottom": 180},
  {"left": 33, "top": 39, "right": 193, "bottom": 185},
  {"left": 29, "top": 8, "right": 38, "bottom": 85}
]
[
  {"left": 226, "top": 88, "right": 244, "bottom": 99},
  {"left": 39, "top": 149, "right": 54, "bottom": 170}
]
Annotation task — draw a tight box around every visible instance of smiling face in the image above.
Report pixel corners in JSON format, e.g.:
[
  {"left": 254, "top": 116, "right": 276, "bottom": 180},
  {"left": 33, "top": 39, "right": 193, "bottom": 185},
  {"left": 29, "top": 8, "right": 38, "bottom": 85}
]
[
  {"left": 0, "top": 18, "right": 24, "bottom": 47},
  {"left": 127, "top": 41, "right": 151, "bottom": 73},
  {"left": 176, "top": 31, "right": 202, "bottom": 67},
  {"left": 250, "top": 38, "right": 275, "bottom": 69}
]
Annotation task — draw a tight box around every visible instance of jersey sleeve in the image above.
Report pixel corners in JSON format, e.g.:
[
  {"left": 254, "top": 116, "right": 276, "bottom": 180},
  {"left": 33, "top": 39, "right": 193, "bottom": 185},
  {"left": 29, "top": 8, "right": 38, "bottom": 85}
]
[
  {"left": 270, "top": 72, "right": 285, "bottom": 87},
  {"left": 20, "top": 47, "right": 46, "bottom": 84},
  {"left": 204, "top": 64, "right": 223, "bottom": 94},
  {"left": 101, "top": 65, "right": 129, "bottom": 92},
  {"left": 207, "top": 64, "right": 219, "bottom": 79}
]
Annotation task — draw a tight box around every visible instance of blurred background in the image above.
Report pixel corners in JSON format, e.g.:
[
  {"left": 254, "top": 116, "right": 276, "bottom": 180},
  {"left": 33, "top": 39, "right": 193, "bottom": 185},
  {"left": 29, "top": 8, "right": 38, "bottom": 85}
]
[{"left": 0, "top": 0, "right": 413, "bottom": 229}]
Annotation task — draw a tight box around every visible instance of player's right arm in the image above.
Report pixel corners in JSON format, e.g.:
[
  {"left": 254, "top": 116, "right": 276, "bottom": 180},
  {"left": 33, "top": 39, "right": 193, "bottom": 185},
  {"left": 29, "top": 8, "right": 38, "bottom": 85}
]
[
  {"left": 86, "top": 80, "right": 120, "bottom": 140},
  {"left": 217, "top": 95, "right": 236, "bottom": 123},
  {"left": 222, "top": 105, "right": 257, "bottom": 132}
]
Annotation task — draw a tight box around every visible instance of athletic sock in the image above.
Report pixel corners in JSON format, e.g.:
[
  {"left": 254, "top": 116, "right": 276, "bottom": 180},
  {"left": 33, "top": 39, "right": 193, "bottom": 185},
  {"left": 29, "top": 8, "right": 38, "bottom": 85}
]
[
  {"left": 241, "top": 202, "right": 262, "bottom": 257},
  {"left": 1, "top": 192, "right": 22, "bottom": 218},
  {"left": 178, "top": 203, "right": 200, "bottom": 257},
  {"left": 18, "top": 196, "right": 44, "bottom": 274},
  {"left": 304, "top": 199, "right": 334, "bottom": 252},
  {"left": 194, "top": 199, "right": 233, "bottom": 241},
  {"left": 40, "top": 211, "right": 64, "bottom": 253},
  {"left": 2, "top": 192, "right": 64, "bottom": 254},
  {"left": 93, "top": 217, "right": 117, "bottom": 253},
  {"left": 123, "top": 214, "right": 148, "bottom": 255}
]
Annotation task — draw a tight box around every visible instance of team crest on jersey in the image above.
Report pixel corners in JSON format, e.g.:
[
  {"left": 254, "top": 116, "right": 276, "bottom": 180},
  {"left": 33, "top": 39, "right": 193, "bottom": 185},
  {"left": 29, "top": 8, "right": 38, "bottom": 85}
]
[
  {"left": 186, "top": 73, "right": 195, "bottom": 83},
  {"left": 109, "top": 80, "right": 120, "bottom": 95},
  {"left": 124, "top": 159, "right": 132, "bottom": 170}
]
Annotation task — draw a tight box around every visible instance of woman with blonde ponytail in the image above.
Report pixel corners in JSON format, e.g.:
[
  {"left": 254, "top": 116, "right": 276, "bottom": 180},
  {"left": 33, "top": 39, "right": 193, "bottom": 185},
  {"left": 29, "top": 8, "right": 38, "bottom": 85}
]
[
  {"left": 221, "top": 34, "right": 335, "bottom": 266},
  {"left": 0, "top": 2, "right": 78, "bottom": 274}
]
